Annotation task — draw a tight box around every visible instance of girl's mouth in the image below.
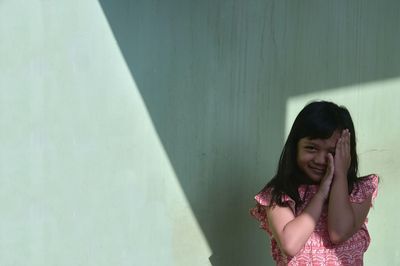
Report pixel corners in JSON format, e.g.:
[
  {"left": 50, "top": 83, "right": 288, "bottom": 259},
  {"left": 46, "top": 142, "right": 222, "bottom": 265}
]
[{"left": 309, "top": 165, "right": 325, "bottom": 174}]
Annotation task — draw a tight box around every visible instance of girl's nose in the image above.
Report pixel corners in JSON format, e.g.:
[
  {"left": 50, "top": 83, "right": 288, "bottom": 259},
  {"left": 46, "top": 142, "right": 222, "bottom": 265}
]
[{"left": 314, "top": 152, "right": 327, "bottom": 165}]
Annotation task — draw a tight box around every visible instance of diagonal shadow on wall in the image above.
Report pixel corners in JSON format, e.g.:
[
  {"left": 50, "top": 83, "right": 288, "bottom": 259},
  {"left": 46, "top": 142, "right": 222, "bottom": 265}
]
[{"left": 98, "top": 0, "right": 400, "bottom": 265}]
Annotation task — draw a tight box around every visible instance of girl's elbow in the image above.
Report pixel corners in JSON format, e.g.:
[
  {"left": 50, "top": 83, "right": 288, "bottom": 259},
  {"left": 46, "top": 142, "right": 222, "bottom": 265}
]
[
  {"left": 328, "top": 221, "right": 355, "bottom": 244},
  {"left": 279, "top": 241, "right": 301, "bottom": 257},
  {"left": 282, "top": 248, "right": 299, "bottom": 258},
  {"left": 328, "top": 230, "right": 348, "bottom": 245}
]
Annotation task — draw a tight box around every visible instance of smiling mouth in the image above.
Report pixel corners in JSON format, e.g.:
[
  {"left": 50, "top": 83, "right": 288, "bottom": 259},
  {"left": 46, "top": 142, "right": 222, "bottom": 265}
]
[{"left": 309, "top": 166, "right": 325, "bottom": 174}]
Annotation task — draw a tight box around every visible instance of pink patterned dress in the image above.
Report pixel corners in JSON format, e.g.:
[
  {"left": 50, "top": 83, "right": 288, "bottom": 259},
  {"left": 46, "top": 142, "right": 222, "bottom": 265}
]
[{"left": 250, "top": 174, "right": 378, "bottom": 266}]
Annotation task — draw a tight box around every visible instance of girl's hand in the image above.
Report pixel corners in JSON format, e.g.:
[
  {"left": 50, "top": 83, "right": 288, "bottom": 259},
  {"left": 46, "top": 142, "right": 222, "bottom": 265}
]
[
  {"left": 317, "top": 153, "right": 334, "bottom": 201},
  {"left": 334, "top": 129, "right": 351, "bottom": 179}
]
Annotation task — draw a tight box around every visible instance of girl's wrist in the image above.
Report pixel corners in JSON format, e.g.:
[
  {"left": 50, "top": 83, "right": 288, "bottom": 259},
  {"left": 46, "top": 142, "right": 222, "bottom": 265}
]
[
  {"left": 315, "top": 191, "right": 328, "bottom": 202},
  {"left": 334, "top": 172, "right": 347, "bottom": 180}
]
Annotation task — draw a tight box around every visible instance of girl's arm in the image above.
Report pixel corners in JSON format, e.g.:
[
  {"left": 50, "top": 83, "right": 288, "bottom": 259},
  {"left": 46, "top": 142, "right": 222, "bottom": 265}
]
[
  {"left": 328, "top": 130, "right": 373, "bottom": 244},
  {"left": 267, "top": 156, "right": 334, "bottom": 257}
]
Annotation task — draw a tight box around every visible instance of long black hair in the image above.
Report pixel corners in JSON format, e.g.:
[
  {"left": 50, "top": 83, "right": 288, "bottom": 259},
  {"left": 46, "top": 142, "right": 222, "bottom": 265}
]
[{"left": 265, "top": 101, "right": 358, "bottom": 207}]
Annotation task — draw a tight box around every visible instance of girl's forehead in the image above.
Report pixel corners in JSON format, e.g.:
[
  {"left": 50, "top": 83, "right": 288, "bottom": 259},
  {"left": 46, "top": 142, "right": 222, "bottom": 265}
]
[{"left": 301, "top": 131, "right": 341, "bottom": 146}]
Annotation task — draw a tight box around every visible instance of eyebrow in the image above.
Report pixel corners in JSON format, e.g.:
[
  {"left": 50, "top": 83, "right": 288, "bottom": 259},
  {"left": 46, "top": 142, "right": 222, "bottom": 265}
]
[{"left": 303, "top": 139, "right": 318, "bottom": 145}]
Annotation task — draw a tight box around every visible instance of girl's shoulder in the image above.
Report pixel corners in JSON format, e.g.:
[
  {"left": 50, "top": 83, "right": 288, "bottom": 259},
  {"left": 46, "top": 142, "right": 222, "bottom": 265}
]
[
  {"left": 250, "top": 187, "right": 296, "bottom": 232},
  {"left": 253, "top": 187, "right": 273, "bottom": 207},
  {"left": 253, "top": 187, "right": 296, "bottom": 209},
  {"left": 349, "top": 174, "right": 379, "bottom": 204}
]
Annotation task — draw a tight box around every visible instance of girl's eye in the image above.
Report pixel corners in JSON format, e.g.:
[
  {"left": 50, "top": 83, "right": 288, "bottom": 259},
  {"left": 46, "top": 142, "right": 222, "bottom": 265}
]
[{"left": 305, "top": 146, "right": 316, "bottom": 151}]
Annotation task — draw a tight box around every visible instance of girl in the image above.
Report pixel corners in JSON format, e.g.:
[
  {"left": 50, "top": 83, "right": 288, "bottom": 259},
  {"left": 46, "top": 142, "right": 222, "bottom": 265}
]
[{"left": 250, "top": 101, "right": 378, "bottom": 265}]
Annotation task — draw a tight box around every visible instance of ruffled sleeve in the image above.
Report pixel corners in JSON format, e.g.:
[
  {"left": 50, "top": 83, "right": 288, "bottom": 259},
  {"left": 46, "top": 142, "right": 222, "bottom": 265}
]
[
  {"left": 250, "top": 188, "right": 295, "bottom": 233},
  {"left": 349, "top": 174, "right": 379, "bottom": 204}
]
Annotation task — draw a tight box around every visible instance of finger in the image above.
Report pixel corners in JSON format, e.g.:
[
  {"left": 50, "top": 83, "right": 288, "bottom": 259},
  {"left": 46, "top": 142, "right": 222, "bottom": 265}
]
[
  {"left": 344, "top": 129, "right": 350, "bottom": 155},
  {"left": 341, "top": 130, "right": 349, "bottom": 155},
  {"left": 325, "top": 153, "right": 334, "bottom": 181},
  {"left": 346, "top": 131, "right": 351, "bottom": 162},
  {"left": 335, "top": 137, "right": 342, "bottom": 155}
]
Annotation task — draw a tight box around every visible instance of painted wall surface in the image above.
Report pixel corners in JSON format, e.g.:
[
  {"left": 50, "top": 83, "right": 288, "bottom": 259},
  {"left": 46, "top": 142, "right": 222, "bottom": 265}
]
[
  {"left": 1, "top": 0, "right": 399, "bottom": 265},
  {"left": 1, "top": 1, "right": 210, "bottom": 265}
]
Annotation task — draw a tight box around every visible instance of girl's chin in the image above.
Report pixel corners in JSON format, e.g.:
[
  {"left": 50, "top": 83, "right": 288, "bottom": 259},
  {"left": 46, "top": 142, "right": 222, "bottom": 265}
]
[
  {"left": 308, "top": 176, "right": 322, "bottom": 184},
  {"left": 299, "top": 172, "right": 321, "bottom": 184},
  {"left": 304, "top": 170, "right": 325, "bottom": 183}
]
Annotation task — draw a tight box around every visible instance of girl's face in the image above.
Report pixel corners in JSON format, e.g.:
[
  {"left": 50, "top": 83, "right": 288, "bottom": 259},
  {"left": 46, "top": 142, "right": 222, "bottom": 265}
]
[{"left": 296, "top": 131, "right": 341, "bottom": 183}]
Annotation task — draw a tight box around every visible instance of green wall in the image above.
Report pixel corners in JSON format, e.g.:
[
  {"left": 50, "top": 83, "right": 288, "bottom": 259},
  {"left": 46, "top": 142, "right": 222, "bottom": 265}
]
[{"left": 1, "top": 0, "right": 399, "bottom": 265}]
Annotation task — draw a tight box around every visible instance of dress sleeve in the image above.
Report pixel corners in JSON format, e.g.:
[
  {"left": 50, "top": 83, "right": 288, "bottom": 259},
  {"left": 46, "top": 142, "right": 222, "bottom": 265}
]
[
  {"left": 250, "top": 189, "right": 295, "bottom": 233},
  {"left": 349, "top": 174, "right": 379, "bottom": 204}
]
